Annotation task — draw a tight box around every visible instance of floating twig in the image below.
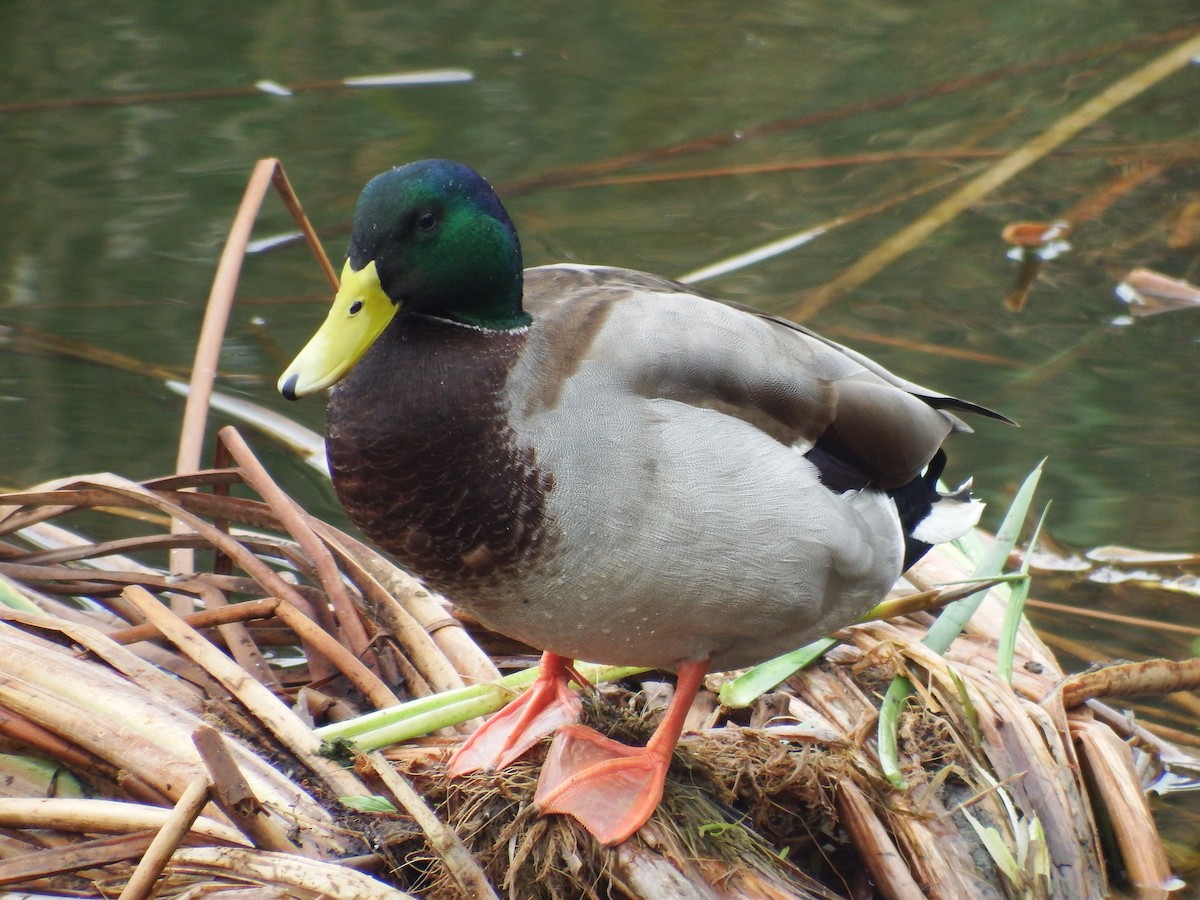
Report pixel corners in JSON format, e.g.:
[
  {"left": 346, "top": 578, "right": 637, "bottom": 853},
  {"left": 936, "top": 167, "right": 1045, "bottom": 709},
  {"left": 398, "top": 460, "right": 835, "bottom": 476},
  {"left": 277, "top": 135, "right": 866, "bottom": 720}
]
[
  {"left": 0, "top": 70, "right": 472, "bottom": 115},
  {"left": 1059, "top": 657, "right": 1200, "bottom": 708}
]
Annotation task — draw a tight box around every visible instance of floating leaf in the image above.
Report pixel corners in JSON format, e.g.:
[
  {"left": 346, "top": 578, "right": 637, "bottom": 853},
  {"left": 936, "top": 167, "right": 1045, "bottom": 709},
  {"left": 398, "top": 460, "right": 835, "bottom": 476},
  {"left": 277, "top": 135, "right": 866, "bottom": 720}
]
[{"left": 1115, "top": 268, "right": 1200, "bottom": 317}]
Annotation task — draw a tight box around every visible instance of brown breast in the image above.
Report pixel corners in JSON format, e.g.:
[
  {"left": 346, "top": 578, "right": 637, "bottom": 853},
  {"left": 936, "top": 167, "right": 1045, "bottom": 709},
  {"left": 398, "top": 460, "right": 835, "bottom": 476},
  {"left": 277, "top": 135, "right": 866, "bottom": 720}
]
[{"left": 325, "top": 315, "right": 556, "bottom": 596}]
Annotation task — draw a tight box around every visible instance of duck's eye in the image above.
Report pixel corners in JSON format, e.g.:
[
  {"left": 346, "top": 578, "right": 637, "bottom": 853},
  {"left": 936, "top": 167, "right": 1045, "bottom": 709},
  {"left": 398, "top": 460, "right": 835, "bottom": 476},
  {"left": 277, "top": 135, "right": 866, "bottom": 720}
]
[
  {"left": 349, "top": 300, "right": 363, "bottom": 316},
  {"left": 417, "top": 211, "right": 438, "bottom": 231}
]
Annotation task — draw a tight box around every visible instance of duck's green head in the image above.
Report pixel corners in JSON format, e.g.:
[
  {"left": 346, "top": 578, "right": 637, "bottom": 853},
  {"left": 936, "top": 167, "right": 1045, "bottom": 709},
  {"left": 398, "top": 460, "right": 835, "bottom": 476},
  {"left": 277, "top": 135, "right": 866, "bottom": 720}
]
[{"left": 279, "top": 159, "right": 528, "bottom": 400}]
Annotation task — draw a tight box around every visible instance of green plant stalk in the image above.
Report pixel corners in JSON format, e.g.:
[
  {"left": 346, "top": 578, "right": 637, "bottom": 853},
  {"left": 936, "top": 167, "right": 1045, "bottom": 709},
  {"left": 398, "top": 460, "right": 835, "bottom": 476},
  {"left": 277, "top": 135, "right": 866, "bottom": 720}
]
[
  {"left": 718, "top": 638, "right": 837, "bottom": 709},
  {"left": 719, "top": 574, "right": 1018, "bottom": 709},
  {"left": 878, "top": 460, "right": 1045, "bottom": 788},
  {"left": 316, "top": 663, "right": 649, "bottom": 750}
]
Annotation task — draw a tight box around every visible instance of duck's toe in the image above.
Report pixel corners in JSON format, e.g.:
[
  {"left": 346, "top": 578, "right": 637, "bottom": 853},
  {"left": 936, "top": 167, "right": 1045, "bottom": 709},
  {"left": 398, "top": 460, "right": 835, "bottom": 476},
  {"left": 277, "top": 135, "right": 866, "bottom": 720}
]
[
  {"left": 534, "top": 724, "right": 670, "bottom": 846},
  {"left": 447, "top": 652, "right": 583, "bottom": 775}
]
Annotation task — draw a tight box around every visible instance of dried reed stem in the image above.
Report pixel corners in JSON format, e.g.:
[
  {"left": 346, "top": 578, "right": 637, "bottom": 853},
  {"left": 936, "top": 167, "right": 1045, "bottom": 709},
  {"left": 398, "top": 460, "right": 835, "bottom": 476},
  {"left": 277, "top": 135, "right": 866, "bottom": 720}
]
[
  {"left": 363, "top": 751, "right": 500, "bottom": 900},
  {"left": 1059, "top": 656, "right": 1200, "bottom": 708},
  {"left": 118, "top": 774, "right": 211, "bottom": 900}
]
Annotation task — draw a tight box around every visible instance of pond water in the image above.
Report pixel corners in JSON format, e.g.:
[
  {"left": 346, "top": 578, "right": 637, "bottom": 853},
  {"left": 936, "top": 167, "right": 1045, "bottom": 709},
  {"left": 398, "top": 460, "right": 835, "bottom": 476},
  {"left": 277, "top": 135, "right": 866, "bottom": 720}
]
[{"left": 2, "top": 0, "right": 1198, "bottom": 873}]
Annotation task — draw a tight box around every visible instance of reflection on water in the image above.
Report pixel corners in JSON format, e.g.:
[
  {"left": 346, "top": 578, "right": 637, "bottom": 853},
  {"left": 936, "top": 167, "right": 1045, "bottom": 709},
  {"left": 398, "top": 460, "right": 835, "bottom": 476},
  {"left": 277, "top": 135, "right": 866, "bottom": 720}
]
[{"left": 1, "top": 0, "right": 1198, "bottom": 861}]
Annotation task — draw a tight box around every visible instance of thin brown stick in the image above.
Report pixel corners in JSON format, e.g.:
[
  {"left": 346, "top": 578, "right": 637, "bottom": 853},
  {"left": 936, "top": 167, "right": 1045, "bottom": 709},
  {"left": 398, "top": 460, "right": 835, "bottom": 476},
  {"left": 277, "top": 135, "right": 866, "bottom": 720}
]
[
  {"left": 314, "top": 531, "right": 463, "bottom": 670},
  {"left": 0, "top": 832, "right": 156, "bottom": 885},
  {"left": 0, "top": 797, "right": 244, "bottom": 845},
  {"left": 0, "top": 708, "right": 170, "bottom": 808},
  {"left": 1071, "top": 719, "right": 1172, "bottom": 894},
  {"left": 273, "top": 600, "right": 400, "bottom": 709},
  {"left": 0, "top": 483, "right": 135, "bottom": 536},
  {"left": 3, "top": 480, "right": 364, "bottom": 691},
  {"left": 270, "top": 168, "right": 338, "bottom": 290},
  {"left": 191, "top": 575, "right": 279, "bottom": 691},
  {"left": 314, "top": 523, "right": 494, "bottom": 691},
  {"left": 18, "top": 489, "right": 393, "bottom": 700},
  {"left": 176, "top": 158, "right": 279, "bottom": 495},
  {"left": 118, "top": 774, "right": 211, "bottom": 900},
  {"left": 1060, "top": 162, "right": 1167, "bottom": 226},
  {"left": 104, "top": 598, "right": 281, "bottom": 645},
  {"left": 79, "top": 477, "right": 350, "bottom": 683},
  {"left": 363, "top": 751, "right": 500, "bottom": 900},
  {"left": 173, "top": 158, "right": 337, "bottom": 594},
  {"left": 12, "top": 531, "right": 209, "bottom": 567},
  {"left": 1086, "top": 698, "right": 1200, "bottom": 756},
  {"left": 1164, "top": 687, "right": 1200, "bottom": 723},
  {"left": 864, "top": 578, "right": 1007, "bottom": 622},
  {"left": 1116, "top": 715, "right": 1200, "bottom": 751},
  {"left": 0, "top": 606, "right": 204, "bottom": 710},
  {"left": 819, "top": 324, "right": 1021, "bottom": 368},
  {"left": 0, "top": 553, "right": 283, "bottom": 688},
  {"left": 176, "top": 159, "right": 337, "bottom": 482},
  {"left": 1, "top": 322, "right": 190, "bottom": 382},
  {"left": 0, "top": 566, "right": 278, "bottom": 686},
  {"left": 171, "top": 159, "right": 281, "bottom": 597},
  {"left": 120, "top": 585, "right": 370, "bottom": 801},
  {"left": 209, "top": 436, "right": 237, "bottom": 583},
  {"left": 556, "top": 143, "right": 1192, "bottom": 191},
  {"left": 218, "top": 426, "right": 374, "bottom": 668},
  {"left": 194, "top": 726, "right": 297, "bottom": 853},
  {"left": 1027, "top": 597, "right": 1200, "bottom": 639},
  {"left": 788, "top": 28, "right": 1200, "bottom": 321},
  {"left": 162, "top": 846, "right": 416, "bottom": 898}
]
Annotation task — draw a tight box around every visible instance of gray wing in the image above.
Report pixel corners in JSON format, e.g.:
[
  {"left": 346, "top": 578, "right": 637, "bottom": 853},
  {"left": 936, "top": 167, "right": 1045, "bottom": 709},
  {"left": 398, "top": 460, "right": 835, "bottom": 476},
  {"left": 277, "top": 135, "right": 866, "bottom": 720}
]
[{"left": 519, "top": 264, "right": 1006, "bottom": 490}]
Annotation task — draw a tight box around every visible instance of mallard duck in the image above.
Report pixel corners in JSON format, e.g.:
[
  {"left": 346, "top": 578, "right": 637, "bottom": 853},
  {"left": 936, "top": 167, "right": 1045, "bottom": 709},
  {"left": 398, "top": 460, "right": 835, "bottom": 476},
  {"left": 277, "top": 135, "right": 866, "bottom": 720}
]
[{"left": 279, "top": 159, "right": 1008, "bottom": 846}]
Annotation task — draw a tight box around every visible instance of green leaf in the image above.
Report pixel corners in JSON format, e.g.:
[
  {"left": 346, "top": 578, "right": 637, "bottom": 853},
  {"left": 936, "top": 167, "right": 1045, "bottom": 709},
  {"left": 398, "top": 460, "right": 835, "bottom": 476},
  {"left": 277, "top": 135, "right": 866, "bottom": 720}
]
[
  {"left": 0, "top": 754, "right": 87, "bottom": 799},
  {"left": 997, "top": 501, "right": 1050, "bottom": 684},
  {"left": 696, "top": 822, "right": 746, "bottom": 838},
  {"left": 718, "top": 637, "right": 836, "bottom": 709},
  {"left": 340, "top": 794, "right": 399, "bottom": 813},
  {"left": 947, "top": 667, "right": 980, "bottom": 743},
  {"left": 962, "top": 808, "right": 1020, "bottom": 885},
  {"left": 0, "top": 575, "right": 41, "bottom": 614},
  {"left": 877, "top": 675, "right": 915, "bottom": 788},
  {"left": 922, "top": 460, "right": 1044, "bottom": 655}
]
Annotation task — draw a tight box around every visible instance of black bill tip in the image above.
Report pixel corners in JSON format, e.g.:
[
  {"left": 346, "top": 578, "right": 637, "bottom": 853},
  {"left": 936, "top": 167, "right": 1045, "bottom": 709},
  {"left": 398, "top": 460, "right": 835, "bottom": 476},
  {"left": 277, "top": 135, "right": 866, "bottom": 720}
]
[{"left": 280, "top": 373, "right": 300, "bottom": 402}]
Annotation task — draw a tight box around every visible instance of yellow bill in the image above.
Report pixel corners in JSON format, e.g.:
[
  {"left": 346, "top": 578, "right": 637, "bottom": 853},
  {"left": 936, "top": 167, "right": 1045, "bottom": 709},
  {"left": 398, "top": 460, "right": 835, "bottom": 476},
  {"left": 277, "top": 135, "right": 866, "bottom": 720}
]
[{"left": 278, "top": 259, "right": 397, "bottom": 400}]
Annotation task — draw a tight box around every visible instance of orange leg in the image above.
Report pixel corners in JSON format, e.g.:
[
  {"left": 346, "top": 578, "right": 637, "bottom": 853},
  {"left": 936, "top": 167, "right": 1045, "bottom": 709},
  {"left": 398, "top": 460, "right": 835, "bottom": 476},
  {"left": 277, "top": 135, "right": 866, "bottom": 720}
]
[
  {"left": 447, "top": 652, "right": 583, "bottom": 775},
  {"left": 534, "top": 659, "right": 708, "bottom": 845}
]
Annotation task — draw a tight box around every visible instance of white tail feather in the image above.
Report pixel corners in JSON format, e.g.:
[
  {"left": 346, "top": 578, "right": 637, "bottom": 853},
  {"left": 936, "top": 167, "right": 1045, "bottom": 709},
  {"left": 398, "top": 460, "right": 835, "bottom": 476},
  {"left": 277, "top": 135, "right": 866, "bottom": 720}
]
[{"left": 911, "top": 479, "right": 984, "bottom": 545}]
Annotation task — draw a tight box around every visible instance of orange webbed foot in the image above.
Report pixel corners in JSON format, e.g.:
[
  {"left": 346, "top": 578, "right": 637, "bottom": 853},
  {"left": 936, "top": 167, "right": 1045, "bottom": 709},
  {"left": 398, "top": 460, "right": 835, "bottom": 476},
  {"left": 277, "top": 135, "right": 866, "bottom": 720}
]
[
  {"left": 534, "top": 724, "right": 673, "bottom": 845},
  {"left": 532, "top": 658, "right": 710, "bottom": 845},
  {"left": 447, "top": 652, "right": 583, "bottom": 775}
]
